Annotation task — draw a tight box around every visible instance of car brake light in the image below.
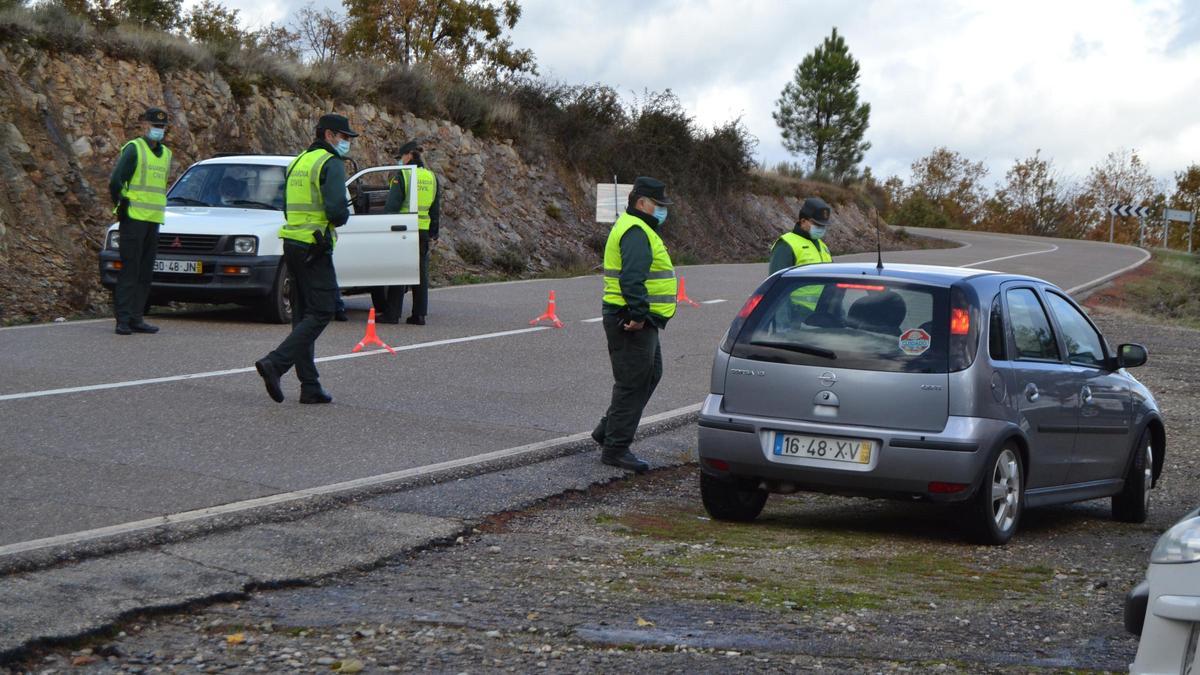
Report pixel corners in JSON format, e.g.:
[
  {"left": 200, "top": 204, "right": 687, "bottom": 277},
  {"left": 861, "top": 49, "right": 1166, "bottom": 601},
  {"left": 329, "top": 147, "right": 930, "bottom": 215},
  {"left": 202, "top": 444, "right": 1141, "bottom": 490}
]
[
  {"left": 737, "top": 294, "right": 763, "bottom": 319},
  {"left": 836, "top": 283, "right": 885, "bottom": 291},
  {"left": 704, "top": 458, "right": 731, "bottom": 471},
  {"left": 928, "top": 481, "right": 968, "bottom": 494},
  {"left": 950, "top": 308, "right": 970, "bottom": 335}
]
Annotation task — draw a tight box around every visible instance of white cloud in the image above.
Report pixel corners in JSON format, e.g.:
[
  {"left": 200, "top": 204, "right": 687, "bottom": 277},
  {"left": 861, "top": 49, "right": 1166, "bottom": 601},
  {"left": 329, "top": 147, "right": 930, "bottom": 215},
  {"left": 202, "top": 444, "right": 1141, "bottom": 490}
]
[{"left": 211, "top": 0, "right": 1200, "bottom": 185}]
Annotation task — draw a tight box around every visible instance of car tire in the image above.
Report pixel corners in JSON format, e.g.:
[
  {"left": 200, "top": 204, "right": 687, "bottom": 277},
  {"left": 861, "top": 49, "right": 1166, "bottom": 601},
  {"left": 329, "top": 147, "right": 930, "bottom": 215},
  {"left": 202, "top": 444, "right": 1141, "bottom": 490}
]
[
  {"left": 700, "top": 472, "right": 768, "bottom": 523},
  {"left": 1112, "top": 429, "right": 1152, "bottom": 524},
  {"left": 970, "top": 443, "right": 1024, "bottom": 545},
  {"left": 260, "top": 260, "right": 293, "bottom": 324}
]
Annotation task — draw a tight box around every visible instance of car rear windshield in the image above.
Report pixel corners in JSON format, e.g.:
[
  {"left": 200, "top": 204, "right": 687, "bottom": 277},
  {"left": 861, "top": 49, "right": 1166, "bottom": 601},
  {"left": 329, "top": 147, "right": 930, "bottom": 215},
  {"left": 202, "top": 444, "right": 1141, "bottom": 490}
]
[
  {"left": 168, "top": 164, "right": 286, "bottom": 210},
  {"left": 730, "top": 277, "right": 950, "bottom": 373}
]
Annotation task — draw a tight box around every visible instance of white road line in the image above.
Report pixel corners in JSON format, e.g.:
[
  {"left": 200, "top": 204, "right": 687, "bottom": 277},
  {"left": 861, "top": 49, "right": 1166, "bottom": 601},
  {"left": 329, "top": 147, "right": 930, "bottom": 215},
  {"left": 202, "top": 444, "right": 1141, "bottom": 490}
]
[
  {"left": 580, "top": 317, "right": 604, "bottom": 323},
  {"left": 700, "top": 299, "right": 728, "bottom": 305},
  {"left": 0, "top": 318, "right": 112, "bottom": 332},
  {"left": 0, "top": 402, "right": 702, "bottom": 558},
  {"left": 0, "top": 326, "right": 550, "bottom": 402},
  {"left": 960, "top": 243, "right": 1059, "bottom": 268},
  {"left": 1067, "top": 247, "right": 1152, "bottom": 295}
]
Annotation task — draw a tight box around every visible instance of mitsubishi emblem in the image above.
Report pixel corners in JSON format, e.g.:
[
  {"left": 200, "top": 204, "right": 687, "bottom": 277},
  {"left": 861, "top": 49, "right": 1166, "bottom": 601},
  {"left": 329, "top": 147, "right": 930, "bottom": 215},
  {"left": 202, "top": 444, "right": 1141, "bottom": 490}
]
[
  {"left": 819, "top": 371, "right": 838, "bottom": 387},
  {"left": 171, "top": 236, "right": 182, "bottom": 248}
]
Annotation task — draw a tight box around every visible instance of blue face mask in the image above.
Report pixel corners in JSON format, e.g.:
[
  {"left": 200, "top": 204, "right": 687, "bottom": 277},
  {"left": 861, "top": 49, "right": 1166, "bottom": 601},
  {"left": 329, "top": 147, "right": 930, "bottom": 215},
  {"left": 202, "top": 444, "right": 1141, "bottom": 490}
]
[
  {"left": 335, "top": 139, "right": 351, "bottom": 157},
  {"left": 147, "top": 126, "right": 165, "bottom": 142},
  {"left": 810, "top": 224, "right": 827, "bottom": 239},
  {"left": 653, "top": 205, "right": 669, "bottom": 225}
]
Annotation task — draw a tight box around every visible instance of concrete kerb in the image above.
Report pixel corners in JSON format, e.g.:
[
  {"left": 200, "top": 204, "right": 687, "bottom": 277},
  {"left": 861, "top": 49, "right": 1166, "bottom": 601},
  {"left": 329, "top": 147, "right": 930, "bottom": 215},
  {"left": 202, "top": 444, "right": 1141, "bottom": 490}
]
[
  {"left": 0, "top": 409, "right": 701, "bottom": 663},
  {"left": 0, "top": 404, "right": 701, "bottom": 576}
]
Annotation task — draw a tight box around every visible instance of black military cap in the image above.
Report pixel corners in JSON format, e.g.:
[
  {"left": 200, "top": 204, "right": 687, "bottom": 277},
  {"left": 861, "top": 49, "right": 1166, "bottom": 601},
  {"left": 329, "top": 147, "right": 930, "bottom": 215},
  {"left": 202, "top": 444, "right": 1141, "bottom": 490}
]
[
  {"left": 317, "top": 113, "right": 359, "bottom": 137},
  {"left": 395, "top": 140, "right": 423, "bottom": 157},
  {"left": 631, "top": 176, "right": 672, "bottom": 205},
  {"left": 799, "top": 197, "right": 832, "bottom": 226},
  {"left": 141, "top": 107, "right": 169, "bottom": 125}
]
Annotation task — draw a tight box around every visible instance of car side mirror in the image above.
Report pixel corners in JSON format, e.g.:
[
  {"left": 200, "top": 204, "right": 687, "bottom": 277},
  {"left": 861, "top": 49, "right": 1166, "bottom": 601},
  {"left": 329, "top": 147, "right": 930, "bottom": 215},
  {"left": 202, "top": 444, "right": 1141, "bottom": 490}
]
[{"left": 1117, "top": 343, "right": 1148, "bottom": 369}]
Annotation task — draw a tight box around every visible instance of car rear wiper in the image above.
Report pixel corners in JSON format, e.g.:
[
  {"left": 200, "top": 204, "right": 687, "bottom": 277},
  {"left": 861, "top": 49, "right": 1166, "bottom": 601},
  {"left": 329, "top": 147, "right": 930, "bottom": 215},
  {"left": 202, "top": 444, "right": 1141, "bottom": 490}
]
[
  {"left": 228, "top": 199, "right": 282, "bottom": 211},
  {"left": 749, "top": 340, "right": 837, "bottom": 360},
  {"left": 167, "top": 197, "right": 209, "bottom": 206}
]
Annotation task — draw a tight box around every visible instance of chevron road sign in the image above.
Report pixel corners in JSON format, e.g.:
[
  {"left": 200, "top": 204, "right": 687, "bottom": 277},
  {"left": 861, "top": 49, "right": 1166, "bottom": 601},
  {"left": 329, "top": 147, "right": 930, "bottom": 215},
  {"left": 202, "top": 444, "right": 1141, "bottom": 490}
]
[{"left": 1107, "top": 204, "right": 1151, "bottom": 217}]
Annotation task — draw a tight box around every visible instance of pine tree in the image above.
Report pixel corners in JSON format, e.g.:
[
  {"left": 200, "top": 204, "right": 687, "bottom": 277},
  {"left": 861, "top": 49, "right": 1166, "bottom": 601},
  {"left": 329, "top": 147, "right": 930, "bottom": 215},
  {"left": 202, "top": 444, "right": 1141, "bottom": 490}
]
[{"left": 773, "top": 27, "right": 871, "bottom": 180}]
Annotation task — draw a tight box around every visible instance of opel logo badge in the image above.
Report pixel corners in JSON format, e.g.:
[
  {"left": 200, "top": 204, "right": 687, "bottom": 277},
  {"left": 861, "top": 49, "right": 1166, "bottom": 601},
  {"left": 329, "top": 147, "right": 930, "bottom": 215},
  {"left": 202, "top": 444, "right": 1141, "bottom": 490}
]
[{"left": 819, "top": 371, "right": 837, "bottom": 387}]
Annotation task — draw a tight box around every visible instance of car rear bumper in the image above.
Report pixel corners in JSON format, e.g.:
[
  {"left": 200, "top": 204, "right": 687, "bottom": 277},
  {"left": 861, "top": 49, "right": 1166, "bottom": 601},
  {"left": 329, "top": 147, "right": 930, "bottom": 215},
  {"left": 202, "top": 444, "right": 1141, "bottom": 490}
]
[
  {"left": 696, "top": 393, "right": 1012, "bottom": 502},
  {"left": 99, "top": 251, "right": 281, "bottom": 302}
]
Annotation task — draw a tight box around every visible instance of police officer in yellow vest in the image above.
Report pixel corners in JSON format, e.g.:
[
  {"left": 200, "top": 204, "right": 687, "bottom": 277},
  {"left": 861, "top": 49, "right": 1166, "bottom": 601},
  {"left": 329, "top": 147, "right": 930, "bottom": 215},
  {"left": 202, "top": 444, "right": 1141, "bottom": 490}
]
[
  {"left": 373, "top": 140, "right": 440, "bottom": 324},
  {"left": 769, "top": 197, "right": 834, "bottom": 315},
  {"left": 769, "top": 197, "right": 833, "bottom": 274},
  {"left": 108, "top": 107, "right": 172, "bottom": 335},
  {"left": 254, "top": 114, "right": 357, "bottom": 404},
  {"left": 591, "top": 177, "right": 677, "bottom": 474}
]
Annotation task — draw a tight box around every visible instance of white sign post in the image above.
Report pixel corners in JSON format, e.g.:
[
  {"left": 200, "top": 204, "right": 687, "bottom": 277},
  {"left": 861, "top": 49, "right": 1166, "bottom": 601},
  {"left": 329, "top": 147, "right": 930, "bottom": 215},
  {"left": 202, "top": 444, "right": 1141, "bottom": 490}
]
[
  {"left": 595, "top": 181, "right": 633, "bottom": 224},
  {"left": 1164, "top": 208, "right": 1195, "bottom": 254}
]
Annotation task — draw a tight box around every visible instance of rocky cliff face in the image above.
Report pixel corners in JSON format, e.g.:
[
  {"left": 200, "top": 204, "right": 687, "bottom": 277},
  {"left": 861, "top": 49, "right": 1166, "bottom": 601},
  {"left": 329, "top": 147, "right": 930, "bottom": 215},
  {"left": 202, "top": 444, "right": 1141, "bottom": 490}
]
[{"left": 0, "top": 42, "right": 903, "bottom": 323}]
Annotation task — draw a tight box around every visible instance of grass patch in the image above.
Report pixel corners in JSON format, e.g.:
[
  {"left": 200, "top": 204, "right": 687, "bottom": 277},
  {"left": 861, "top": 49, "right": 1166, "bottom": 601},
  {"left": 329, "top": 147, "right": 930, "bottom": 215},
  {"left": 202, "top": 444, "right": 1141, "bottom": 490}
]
[
  {"left": 1117, "top": 251, "right": 1200, "bottom": 328},
  {"left": 605, "top": 504, "right": 1056, "bottom": 612}
]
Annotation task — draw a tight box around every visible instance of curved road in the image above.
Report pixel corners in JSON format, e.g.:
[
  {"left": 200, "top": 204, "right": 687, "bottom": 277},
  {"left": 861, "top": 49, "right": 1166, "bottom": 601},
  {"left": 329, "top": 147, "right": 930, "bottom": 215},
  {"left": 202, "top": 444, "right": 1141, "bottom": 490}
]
[{"left": 0, "top": 228, "right": 1148, "bottom": 551}]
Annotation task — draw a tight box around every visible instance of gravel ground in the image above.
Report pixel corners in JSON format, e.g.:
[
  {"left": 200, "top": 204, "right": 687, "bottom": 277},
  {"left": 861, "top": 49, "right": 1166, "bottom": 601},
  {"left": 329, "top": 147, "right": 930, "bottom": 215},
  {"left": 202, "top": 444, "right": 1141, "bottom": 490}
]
[{"left": 8, "top": 307, "right": 1199, "bottom": 674}]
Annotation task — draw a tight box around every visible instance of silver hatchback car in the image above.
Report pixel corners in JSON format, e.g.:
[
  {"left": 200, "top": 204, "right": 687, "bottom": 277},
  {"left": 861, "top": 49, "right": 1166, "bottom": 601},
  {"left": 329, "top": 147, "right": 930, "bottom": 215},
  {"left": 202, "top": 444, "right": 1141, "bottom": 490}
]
[{"left": 697, "top": 263, "right": 1165, "bottom": 544}]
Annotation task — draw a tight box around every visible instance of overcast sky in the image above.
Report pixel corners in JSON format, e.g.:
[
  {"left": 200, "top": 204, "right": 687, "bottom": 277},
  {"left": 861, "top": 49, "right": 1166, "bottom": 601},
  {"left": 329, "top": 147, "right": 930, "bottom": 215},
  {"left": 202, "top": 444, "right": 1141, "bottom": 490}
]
[{"left": 209, "top": 0, "right": 1199, "bottom": 188}]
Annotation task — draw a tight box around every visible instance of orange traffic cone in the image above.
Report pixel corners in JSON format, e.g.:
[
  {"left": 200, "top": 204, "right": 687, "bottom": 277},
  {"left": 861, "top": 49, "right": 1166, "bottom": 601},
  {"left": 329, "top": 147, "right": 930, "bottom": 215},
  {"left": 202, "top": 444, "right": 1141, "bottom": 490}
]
[
  {"left": 676, "top": 276, "right": 700, "bottom": 308},
  {"left": 530, "top": 290, "right": 564, "bottom": 328},
  {"left": 352, "top": 308, "right": 397, "bottom": 354}
]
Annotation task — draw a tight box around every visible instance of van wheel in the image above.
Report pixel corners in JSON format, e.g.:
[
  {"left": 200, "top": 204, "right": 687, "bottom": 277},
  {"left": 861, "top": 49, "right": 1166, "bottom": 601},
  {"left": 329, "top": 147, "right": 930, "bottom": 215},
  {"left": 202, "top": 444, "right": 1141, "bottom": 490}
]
[
  {"left": 1113, "top": 429, "right": 1152, "bottom": 523},
  {"left": 260, "top": 260, "right": 293, "bottom": 324},
  {"left": 700, "top": 472, "right": 767, "bottom": 522},
  {"left": 970, "top": 443, "right": 1023, "bottom": 545}
]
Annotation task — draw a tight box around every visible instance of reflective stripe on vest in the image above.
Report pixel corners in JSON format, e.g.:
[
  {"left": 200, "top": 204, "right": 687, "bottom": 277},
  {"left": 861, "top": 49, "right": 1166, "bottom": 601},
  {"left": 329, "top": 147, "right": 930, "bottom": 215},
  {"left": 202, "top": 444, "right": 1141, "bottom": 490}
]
[
  {"left": 121, "top": 138, "right": 172, "bottom": 224},
  {"left": 602, "top": 213, "right": 677, "bottom": 320},
  {"left": 778, "top": 232, "right": 831, "bottom": 310},
  {"left": 280, "top": 149, "right": 336, "bottom": 247}
]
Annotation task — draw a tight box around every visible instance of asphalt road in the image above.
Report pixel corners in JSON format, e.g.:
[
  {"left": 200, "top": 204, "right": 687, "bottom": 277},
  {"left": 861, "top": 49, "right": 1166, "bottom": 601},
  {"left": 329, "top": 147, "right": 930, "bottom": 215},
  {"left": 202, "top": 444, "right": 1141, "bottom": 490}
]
[{"left": 0, "top": 228, "right": 1148, "bottom": 549}]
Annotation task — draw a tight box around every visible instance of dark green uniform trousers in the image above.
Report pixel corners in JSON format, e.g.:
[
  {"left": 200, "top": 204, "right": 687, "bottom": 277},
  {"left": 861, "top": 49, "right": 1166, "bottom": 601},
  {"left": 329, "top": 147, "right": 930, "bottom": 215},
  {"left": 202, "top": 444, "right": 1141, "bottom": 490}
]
[
  {"left": 594, "top": 314, "right": 664, "bottom": 451},
  {"left": 263, "top": 242, "right": 336, "bottom": 394},
  {"left": 114, "top": 218, "right": 159, "bottom": 326}
]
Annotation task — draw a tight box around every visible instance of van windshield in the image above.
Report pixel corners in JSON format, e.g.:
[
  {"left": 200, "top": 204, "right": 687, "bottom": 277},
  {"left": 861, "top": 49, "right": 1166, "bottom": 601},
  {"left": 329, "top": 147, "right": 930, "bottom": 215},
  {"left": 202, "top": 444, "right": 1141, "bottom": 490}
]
[
  {"left": 730, "top": 278, "right": 950, "bottom": 373},
  {"left": 167, "top": 164, "right": 286, "bottom": 211}
]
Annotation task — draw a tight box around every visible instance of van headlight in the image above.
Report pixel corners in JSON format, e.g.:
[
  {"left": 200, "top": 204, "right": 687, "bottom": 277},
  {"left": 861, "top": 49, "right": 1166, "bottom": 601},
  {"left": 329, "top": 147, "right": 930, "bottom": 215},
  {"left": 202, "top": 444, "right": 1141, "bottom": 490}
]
[
  {"left": 106, "top": 231, "right": 120, "bottom": 250},
  {"left": 232, "top": 236, "right": 257, "bottom": 254},
  {"left": 1151, "top": 515, "right": 1200, "bottom": 564}
]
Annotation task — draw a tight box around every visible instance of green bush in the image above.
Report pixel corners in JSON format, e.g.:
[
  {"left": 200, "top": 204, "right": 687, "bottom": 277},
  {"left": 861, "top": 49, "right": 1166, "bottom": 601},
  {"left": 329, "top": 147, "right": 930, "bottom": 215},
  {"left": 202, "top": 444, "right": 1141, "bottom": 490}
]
[
  {"left": 23, "top": 3, "right": 92, "bottom": 54},
  {"left": 893, "top": 194, "right": 953, "bottom": 229},
  {"left": 442, "top": 80, "right": 492, "bottom": 136},
  {"left": 455, "top": 240, "right": 486, "bottom": 266},
  {"left": 376, "top": 66, "right": 439, "bottom": 118},
  {"left": 492, "top": 242, "right": 527, "bottom": 276},
  {"left": 544, "top": 202, "right": 562, "bottom": 220}
]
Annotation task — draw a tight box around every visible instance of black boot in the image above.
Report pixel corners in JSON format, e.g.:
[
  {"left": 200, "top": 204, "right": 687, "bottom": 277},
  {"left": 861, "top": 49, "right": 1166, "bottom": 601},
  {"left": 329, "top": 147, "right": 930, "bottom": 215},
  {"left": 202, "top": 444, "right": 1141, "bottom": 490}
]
[
  {"left": 601, "top": 447, "right": 649, "bottom": 474},
  {"left": 254, "top": 358, "right": 284, "bottom": 403},
  {"left": 591, "top": 419, "right": 606, "bottom": 446}
]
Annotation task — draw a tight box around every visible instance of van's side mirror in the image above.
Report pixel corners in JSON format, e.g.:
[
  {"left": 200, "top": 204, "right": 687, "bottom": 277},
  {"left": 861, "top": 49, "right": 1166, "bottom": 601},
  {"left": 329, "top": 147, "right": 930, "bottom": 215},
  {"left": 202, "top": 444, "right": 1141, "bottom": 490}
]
[{"left": 1117, "top": 343, "right": 1148, "bottom": 369}]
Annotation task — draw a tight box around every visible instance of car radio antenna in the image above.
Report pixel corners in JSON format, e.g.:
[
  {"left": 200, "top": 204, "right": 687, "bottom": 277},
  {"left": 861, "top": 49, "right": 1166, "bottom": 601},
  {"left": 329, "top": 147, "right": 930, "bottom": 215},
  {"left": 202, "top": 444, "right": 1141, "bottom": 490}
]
[{"left": 875, "top": 219, "right": 884, "bottom": 272}]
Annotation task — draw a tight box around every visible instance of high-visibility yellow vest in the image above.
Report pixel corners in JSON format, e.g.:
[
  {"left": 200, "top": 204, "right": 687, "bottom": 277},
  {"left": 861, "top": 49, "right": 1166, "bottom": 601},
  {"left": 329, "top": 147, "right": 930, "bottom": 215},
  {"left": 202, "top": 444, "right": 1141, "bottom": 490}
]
[
  {"left": 602, "top": 213, "right": 677, "bottom": 320},
  {"left": 281, "top": 148, "right": 336, "bottom": 247},
  {"left": 414, "top": 167, "right": 437, "bottom": 231},
  {"left": 120, "top": 137, "right": 172, "bottom": 224},
  {"left": 777, "top": 232, "right": 832, "bottom": 311}
]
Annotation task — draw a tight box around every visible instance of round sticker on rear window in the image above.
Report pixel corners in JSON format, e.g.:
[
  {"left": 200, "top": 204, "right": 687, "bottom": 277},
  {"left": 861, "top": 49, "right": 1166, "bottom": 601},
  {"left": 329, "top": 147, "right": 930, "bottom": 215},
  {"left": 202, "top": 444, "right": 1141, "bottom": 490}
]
[{"left": 898, "top": 328, "right": 932, "bottom": 356}]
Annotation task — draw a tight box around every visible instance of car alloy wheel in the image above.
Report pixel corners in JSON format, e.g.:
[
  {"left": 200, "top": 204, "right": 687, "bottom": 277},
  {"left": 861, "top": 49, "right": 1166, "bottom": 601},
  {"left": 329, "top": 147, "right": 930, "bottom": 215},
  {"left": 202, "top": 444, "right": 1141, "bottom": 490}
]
[{"left": 991, "top": 448, "right": 1021, "bottom": 533}]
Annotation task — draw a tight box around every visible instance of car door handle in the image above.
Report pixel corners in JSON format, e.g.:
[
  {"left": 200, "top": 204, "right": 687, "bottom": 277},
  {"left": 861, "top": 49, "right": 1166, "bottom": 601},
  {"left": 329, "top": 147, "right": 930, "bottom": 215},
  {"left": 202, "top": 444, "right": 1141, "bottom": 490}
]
[
  {"left": 390, "top": 225, "right": 408, "bottom": 232},
  {"left": 1081, "top": 385, "right": 1094, "bottom": 404},
  {"left": 1024, "top": 383, "right": 1039, "bottom": 402}
]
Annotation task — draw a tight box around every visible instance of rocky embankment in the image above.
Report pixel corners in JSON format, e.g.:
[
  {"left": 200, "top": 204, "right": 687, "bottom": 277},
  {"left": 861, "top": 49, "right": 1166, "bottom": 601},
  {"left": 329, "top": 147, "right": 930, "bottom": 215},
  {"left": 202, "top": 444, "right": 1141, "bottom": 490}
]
[{"left": 0, "top": 42, "right": 907, "bottom": 324}]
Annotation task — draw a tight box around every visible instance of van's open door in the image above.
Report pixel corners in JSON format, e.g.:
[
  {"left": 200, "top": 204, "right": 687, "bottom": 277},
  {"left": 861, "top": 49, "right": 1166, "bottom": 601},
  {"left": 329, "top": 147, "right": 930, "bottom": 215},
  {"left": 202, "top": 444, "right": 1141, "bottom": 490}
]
[{"left": 333, "top": 164, "right": 420, "bottom": 287}]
